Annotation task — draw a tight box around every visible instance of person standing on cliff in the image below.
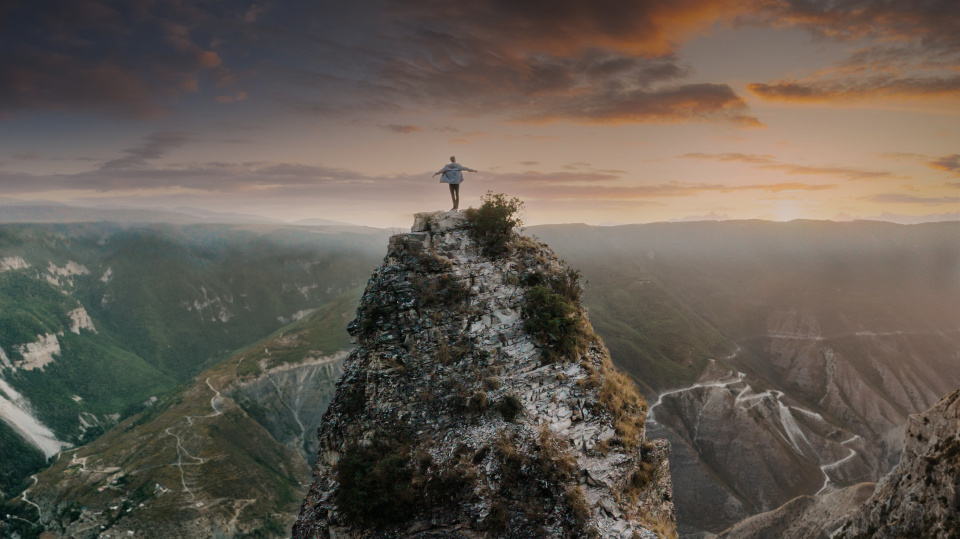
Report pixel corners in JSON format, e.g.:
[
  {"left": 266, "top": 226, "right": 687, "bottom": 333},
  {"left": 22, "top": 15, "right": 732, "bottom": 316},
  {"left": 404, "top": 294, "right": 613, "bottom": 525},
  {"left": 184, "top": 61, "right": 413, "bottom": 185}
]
[{"left": 432, "top": 156, "right": 476, "bottom": 212}]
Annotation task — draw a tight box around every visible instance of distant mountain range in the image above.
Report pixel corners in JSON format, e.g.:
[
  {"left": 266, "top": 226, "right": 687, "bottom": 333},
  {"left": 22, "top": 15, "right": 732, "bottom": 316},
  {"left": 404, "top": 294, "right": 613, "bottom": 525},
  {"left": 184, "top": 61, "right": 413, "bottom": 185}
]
[
  {"left": 531, "top": 220, "right": 960, "bottom": 537},
  {"left": 0, "top": 204, "right": 359, "bottom": 228},
  {"left": 0, "top": 218, "right": 956, "bottom": 539}
]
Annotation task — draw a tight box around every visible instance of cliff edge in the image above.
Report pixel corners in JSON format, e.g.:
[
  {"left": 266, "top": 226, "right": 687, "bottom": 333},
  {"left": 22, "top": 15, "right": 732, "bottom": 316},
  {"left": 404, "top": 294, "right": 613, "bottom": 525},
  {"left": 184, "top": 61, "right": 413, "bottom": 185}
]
[{"left": 292, "top": 210, "right": 676, "bottom": 538}]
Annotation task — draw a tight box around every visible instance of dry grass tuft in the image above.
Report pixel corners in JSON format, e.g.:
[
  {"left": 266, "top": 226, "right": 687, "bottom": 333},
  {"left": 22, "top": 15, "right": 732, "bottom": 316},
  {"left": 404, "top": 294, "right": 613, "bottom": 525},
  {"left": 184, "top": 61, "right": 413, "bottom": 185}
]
[{"left": 598, "top": 360, "right": 647, "bottom": 450}]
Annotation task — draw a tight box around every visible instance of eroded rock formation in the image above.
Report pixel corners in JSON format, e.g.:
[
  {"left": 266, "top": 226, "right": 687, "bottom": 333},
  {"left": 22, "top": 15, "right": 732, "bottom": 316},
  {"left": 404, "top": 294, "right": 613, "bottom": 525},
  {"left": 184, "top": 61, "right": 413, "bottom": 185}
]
[{"left": 293, "top": 211, "right": 675, "bottom": 538}]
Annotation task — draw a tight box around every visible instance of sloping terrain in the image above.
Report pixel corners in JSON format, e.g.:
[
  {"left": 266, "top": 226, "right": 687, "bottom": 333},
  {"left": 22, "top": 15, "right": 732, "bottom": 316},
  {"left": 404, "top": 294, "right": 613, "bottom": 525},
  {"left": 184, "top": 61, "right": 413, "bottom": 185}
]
[
  {"left": 1, "top": 288, "right": 358, "bottom": 539},
  {"left": 0, "top": 223, "right": 386, "bottom": 498},
  {"left": 531, "top": 220, "right": 960, "bottom": 536},
  {"left": 717, "top": 389, "right": 960, "bottom": 538}
]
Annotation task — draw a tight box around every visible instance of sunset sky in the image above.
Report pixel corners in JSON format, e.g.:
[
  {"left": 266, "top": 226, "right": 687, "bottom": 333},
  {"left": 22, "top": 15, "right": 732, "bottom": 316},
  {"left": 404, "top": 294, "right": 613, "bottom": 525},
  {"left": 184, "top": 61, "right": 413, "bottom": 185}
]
[{"left": 1, "top": 0, "right": 958, "bottom": 227}]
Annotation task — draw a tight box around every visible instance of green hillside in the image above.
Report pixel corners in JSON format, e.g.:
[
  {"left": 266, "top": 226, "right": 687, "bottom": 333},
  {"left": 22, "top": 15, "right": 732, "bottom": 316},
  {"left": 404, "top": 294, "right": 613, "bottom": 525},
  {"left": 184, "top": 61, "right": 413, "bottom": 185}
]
[
  {"left": 3, "top": 289, "right": 359, "bottom": 539},
  {"left": 0, "top": 222, "right": 387, "bottom": 501}
]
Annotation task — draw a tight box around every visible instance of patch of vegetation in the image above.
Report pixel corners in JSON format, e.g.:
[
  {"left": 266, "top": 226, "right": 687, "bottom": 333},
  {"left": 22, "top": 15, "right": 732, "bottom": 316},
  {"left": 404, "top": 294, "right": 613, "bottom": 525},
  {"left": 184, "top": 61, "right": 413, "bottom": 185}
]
[
  {"left": 564, "top": 486, "right": 591, "bottom": 528},
  {"left": 487, "top": 429, "right": 586, "bottom": 535},
  {"left": 523, "top": 284, "right": 588, "bottom": 362},
  {"left": 9, "top": 330, "right": 173, "bottom": 440},
  {"left": 624, "top": 459, "right": 657, "bottom": 506},
  {"left": 497, "top": 394, "right": 524, "bottom": 422},
  {"left": 0, "top": 498, "right": 45, "bottom": 539},
  {"left": 463, "top": 192, "right": 524, "bottom": 257},
  {"left": 233, "top": 286, "right": 362, "bottom": 374},
  {"left": 0, "top": 271, "right": 74, "bottom": 348},
  {"left": 238, "top": 515, "right": 288, "bottom": 538},
  {"left": 411, "top": 274, "right": 470, "bottom": 308},
  {"left": 638, "top": 509, "right": 679, "bottom": 539},
  {"left": 598, "top": 361, "right": 648, "bottom": 450},
  {"left": 0, "top": 420, "right": 47, "bottom": 496},
  {"left": 334, "top": 438, "right": 417, "bottom": 527},
  {"left": 466, "top": 390, "right": 489, "bottom": 415}
]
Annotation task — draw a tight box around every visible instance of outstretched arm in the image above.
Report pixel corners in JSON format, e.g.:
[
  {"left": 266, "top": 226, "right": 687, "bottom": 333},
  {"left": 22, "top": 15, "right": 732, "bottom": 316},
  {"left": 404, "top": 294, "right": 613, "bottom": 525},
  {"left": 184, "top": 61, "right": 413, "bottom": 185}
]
[{"left": 464, "top": 167, "right": 477, "bottom": 173}]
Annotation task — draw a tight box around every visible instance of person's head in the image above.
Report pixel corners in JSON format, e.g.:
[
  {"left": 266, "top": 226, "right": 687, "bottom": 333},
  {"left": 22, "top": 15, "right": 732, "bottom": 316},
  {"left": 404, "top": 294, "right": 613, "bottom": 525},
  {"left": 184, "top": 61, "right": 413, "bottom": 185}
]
[{"left": 450, "top": 156, "right": 456, "bottom": 162}]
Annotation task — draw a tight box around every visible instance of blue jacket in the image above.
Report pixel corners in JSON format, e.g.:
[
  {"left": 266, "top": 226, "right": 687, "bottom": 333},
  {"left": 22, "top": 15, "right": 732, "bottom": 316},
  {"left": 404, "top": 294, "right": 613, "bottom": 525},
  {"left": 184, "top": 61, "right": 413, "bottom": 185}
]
[{"left": 436, "top": 163, "right": 476, "bottom": 184}]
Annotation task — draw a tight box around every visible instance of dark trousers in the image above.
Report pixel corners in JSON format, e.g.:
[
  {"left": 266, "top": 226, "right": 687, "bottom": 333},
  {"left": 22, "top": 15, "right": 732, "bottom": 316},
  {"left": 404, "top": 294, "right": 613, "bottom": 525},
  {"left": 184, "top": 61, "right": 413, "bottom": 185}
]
[{"left": 449, "top": 183, "right": 460, "bottom": 210}]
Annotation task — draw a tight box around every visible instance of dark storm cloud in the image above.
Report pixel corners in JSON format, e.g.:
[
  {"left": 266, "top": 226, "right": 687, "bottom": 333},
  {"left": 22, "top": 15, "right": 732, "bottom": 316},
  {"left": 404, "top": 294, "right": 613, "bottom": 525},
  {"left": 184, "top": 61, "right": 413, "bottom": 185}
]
[
  {"left": 751, "top": 0, "right": 960, "bottom": 102},
  {"left": 0, "top": 0, "right": 765, "bottom": 125},
  {"left": 348, "top": 1, "right": 762, "bottom": 126},
  {"left": 0, "top": 0, "right": 246, "bottom": 118}
]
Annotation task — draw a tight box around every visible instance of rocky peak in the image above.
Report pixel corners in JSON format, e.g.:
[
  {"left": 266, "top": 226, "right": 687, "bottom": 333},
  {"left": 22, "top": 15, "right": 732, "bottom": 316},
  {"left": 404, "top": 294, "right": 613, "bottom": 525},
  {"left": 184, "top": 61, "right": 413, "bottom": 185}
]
[{"left": 293, "top": 210, "right": 675, "bottom": 538}]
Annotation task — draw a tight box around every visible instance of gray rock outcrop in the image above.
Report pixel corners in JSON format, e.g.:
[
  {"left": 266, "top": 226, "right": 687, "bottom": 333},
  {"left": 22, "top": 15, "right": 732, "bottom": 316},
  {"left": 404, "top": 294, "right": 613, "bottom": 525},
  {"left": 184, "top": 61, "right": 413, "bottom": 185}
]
[
  {"left": 836, "top": 389, "right": 960, "bottom": 538},
  {"left": 293, "top": 211, "right": 675, "bottom": 538}
]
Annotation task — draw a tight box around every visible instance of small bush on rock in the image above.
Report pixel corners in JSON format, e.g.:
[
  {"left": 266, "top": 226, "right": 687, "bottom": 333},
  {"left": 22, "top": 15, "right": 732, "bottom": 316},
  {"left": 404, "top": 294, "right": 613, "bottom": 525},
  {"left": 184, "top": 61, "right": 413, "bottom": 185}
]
[
  {"left": 464, "top": 192, "right": 524, "bottom": 257},
  {"left": 599, "top": 366, "right": 647, "bottom": 450},
  {"left": 523, "top": 284, "right": 587, "bottom": 362},
  {"left": 498, "top": 394, "right": 524, "bottom": 422}
]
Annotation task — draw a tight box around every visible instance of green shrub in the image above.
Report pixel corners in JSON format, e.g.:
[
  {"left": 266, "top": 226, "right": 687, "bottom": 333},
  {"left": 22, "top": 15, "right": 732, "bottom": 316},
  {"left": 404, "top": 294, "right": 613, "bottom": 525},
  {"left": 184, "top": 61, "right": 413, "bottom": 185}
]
[
  {"left": 411, "top": 274, "right": 470, "bottom": 308},
  {"left": 466, "top": 390, "right": 489, "bottom": 414},
  {"left": 498, "top": 394, "right": 524, "bottom": 422},
  {"left": 551, "top": 267, "right": 583, "bottom": 305},
  {"left": 334, "top": 441, "right": 417, "bottom": 527},
  {"left": 464, "top": 192, "right": 524, "bottom": 256},
  {"left": 523, "top": 285, "right": 586, "bottom": 362}
]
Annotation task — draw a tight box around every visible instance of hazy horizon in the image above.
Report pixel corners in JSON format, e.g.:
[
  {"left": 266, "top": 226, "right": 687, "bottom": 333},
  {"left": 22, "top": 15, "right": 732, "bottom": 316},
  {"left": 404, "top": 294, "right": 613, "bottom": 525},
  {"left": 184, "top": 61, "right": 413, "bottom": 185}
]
[{"left": 1, "top": 2, "right": 958, "bottom": 228}]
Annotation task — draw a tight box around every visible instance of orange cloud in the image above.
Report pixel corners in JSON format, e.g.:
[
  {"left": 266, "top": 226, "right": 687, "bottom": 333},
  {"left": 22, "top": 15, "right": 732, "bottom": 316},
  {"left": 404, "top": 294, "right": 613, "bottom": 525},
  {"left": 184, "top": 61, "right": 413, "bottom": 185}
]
[
  {"left": 749, "top": 1, "right": 960, "bottom": 103},
  {"left": 748, "top": 75, "right": 960, "bottom": 102},
  {"left": 680, "top": 153, "right": 899, "bottom": 181},
  {"left": 381, "top": 124, "right": 423, "bottom": 134},
  {"left": 929, "top": 154, "right": 960, "bottom": 176},
  {"left": 867, "top": 193, "right": 960, "bottom": 205}
]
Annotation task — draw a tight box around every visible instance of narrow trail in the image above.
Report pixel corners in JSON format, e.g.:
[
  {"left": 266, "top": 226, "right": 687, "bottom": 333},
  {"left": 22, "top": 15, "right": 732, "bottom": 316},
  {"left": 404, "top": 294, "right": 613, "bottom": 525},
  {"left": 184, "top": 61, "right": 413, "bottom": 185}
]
[
  {"left": 227, "top": 499, "right": 257, "bottom": 533},
  {"left": 19, "top": 475, "right": 42, "bottom": 524},
  {"left": 163, "top": 377, "right": 224, "bottom": 501},
  {"left": 649, "top": 347, "right": 864, "bottom": 496},
  {"left": 816, "top": 435, "right": 863, "bottom": 495}
]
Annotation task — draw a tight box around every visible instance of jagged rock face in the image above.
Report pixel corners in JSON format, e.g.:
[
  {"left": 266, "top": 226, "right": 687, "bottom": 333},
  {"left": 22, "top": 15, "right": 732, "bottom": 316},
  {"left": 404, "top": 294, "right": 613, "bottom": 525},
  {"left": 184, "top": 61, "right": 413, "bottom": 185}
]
[
  {"left": 836, "top": 389, "right": 960, "bottom": 539},
  {"left": 293, "top": 211, "right": 675, "bottom": 539}
]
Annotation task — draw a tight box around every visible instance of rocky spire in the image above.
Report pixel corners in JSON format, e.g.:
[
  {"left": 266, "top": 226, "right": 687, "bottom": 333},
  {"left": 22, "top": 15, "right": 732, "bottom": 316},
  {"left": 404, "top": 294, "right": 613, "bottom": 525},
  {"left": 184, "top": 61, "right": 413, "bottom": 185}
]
[{"left": 293, "top": 210, "right": 675, "bottom": 538}]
